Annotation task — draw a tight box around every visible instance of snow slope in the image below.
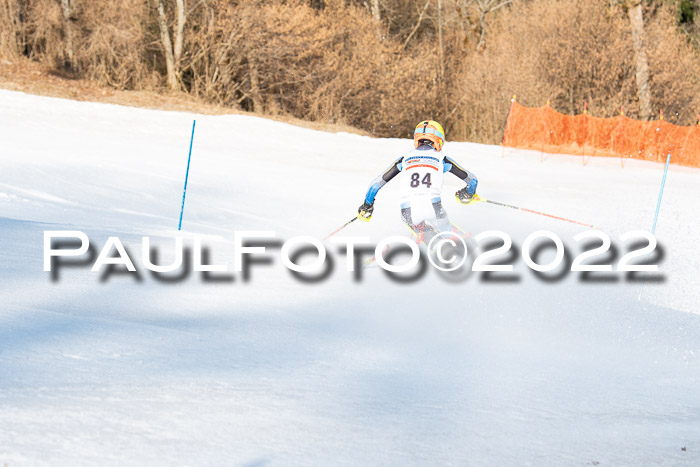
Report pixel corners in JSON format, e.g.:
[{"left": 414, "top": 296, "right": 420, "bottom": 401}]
[{"left": 1, "top": 89, "right": 699, "bottom": 466}]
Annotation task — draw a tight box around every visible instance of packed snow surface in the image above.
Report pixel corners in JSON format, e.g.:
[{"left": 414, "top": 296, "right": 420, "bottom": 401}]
[{"left": 1, "top": 89, "right": 699, "bottom": 466}]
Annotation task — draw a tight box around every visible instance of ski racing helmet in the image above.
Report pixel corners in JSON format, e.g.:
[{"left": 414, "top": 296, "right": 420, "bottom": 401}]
[{"left": 413, "top": 120, "right": 445, "bottom": 151}]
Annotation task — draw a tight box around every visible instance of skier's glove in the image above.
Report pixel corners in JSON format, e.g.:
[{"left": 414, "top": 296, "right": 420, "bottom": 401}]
[
  {"left": 358, "top": 202, "right": 374, "bottom": 222},
  {"left": 455, "top": 188, "right": 479, "bottom": 205}
]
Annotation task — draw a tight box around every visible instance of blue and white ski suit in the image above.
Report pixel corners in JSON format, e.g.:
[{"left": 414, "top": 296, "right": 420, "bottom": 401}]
[{"left": 363, "top": 143, "right": 478, "bottom": 239}]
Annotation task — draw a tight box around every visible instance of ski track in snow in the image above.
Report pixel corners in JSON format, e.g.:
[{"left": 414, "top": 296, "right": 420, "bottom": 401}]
[{"left": 1, "top": 89, "right": 700, "bottom": 466}]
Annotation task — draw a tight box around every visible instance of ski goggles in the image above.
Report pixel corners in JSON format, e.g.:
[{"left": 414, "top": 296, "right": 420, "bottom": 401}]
[{"left": 414, "top": 126, "right": 444, "bottom": 140}]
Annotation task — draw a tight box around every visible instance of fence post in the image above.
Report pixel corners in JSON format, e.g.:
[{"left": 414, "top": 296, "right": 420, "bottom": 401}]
[
  {"left": 658, "top": 109, "right": 666, "bottom": 163},
  {"left": 619, "top": 106, "right": 625, "bottom": 168},
  {"left": 501, "top": 94, "right": 517, "bottom": 158},
  {"left": 540, "top": 100, "right": 551, "bottom": 163},
  {"left": 582, "top": 102, "right": 588, "bottom": 166}
]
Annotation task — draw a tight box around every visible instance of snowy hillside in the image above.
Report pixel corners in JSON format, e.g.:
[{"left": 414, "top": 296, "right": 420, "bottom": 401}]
[{"left": 1, "top": 89, "right": 699, "bottom": 466}]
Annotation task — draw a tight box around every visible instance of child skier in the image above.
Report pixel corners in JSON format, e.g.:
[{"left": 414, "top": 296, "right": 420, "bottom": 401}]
[{"left": 357, "top": 120, "right": 479, "bottom": 245}]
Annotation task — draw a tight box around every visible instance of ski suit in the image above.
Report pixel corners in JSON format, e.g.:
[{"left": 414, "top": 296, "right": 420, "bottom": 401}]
[{"left": 363, "top": 143, "right": 478, "bottom": 242}]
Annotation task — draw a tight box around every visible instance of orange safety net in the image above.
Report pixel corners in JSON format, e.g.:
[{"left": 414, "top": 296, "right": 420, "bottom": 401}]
[{"left": 503, "top": 101, "right": 700, "bottom": 167}]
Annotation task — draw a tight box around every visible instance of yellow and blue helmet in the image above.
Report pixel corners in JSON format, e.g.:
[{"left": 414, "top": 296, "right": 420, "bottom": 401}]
[{"left": 413, "top": 120, "right": 445, "bottom": 151}]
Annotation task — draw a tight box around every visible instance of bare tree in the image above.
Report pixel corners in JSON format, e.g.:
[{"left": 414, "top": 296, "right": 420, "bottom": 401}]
[
  {"left": 463, "top": 0, "right": 513, "bottom": 52},
  {"left": 60, "top": 0, "right": 75, "bottom": 69},
  {"left": 174, "top": 0, "right": 185, "bottom": 64},
  {"left": 371, "top": 0, "right": 382, "bottom": 39},
  {"left": 153, "top": 0, "right": 187, "bottom": 91},
  {"left": 438, "top": 0, "right": 444, "bottom": 79},
  {"left": 627, "top": 0, "right": 652, "bottom": 120},
  {"left": 0, "top": 0, "right": 24, "bottom": 59},
  {"left": 248, "top": 56, "right": 263, "bottom": 112},
  {"left": 402, "top": 0, "right": 431, "bottom": 51}
]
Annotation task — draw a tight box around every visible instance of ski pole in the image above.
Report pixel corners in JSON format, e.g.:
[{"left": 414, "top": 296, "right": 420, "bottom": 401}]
[
  {"left": 323, "top": 216, "right": 358, "bottom": 241},
  {"left": 477, "top": 196, "right": 598, "bottom": 229}
]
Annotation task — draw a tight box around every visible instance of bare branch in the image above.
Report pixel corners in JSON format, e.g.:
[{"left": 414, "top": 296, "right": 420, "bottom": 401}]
[{"left": 402, "top": 0, "right": 431, "bottom": 51}]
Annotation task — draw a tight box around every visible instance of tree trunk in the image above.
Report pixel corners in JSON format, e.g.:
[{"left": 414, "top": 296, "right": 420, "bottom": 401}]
[
  {"left": 438, "top": 0, "right": 444, "bottom": 80},
  {"left": 174, "top": 0, "right": 185, "bottom": 64},
  {"left": 154, "top": 0, "right": 178, "bottom": 91},
  {"left": 0, "top": 0, "right": 21, "bottom": 58},
  {"left": 371, "top": 0, "right": 382, "bottom": 40},
  {"left": 248, "top": 58, "right": 263, "bottom": 113},
  {"left": 628, "top": 0, "right": 652, "bottom": 120},
  {"left": 60, "top": 0, "right": 75, "bottom": 69},
  {"left": 476, "top": 9, "right": 486, "bottom": 52}
]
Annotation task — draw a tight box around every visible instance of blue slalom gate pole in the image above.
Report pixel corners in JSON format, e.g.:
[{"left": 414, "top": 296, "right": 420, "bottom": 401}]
[
  {"left": 638, "top": 152, "right": 671, "bottom": 300},
  {"left": 650, "top": 153, "right": 671, "bottom": 235},
  {"left": 178, "top": 120, "right": 196, "bottom": 231}
]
